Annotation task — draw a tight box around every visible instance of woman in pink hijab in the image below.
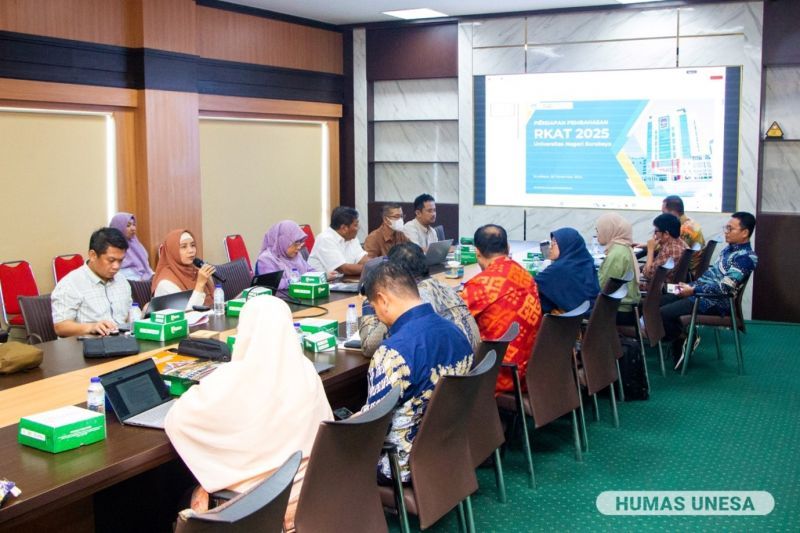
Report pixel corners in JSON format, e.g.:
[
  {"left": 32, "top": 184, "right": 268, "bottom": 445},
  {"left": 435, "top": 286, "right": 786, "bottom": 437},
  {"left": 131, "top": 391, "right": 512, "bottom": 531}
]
[
  {"left": 165, "top": 295, "right": 332, "bottom": 529},
  {"left": 255, "top": 220, "right": 313, "bottom": 289},
  {"left": 109, "top": 212, "right": 154, "bottom": 280}
]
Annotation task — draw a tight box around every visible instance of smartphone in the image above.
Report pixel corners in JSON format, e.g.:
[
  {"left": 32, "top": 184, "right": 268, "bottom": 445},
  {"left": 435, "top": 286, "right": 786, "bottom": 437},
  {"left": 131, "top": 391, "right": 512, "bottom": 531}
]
[
  {"left": 333, "top": 407, "right": 354, "bottom": 420},
  {"left": 666, "top": 283, "right": 680, "bottom": 295}
]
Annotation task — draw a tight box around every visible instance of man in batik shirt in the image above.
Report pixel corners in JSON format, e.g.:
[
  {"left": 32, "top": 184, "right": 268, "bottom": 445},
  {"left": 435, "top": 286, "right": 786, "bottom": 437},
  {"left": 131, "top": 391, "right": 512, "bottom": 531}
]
[
  {"left": 462, "top": 224, "right": 543, "bottom": 395},
  {"left": 361, "top": 262, "right": 473, "bottom": 483}
]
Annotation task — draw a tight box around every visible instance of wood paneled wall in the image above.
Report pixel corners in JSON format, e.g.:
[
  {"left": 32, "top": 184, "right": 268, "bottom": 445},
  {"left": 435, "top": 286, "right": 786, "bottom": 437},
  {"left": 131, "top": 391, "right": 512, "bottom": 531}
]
[
  {"left": 198, "top": 6, "right": 343, "bottom": 74},
  {"left": 0, "top": 0, "right": 136, "bottom": 47},
  {"left": 0, "top": 0, "right": 344, "bottom": 259}
]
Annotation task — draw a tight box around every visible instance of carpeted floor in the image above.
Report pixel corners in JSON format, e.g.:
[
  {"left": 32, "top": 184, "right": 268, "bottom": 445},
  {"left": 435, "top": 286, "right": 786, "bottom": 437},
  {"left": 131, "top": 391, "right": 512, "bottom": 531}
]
[{"left": 388, "top": 321, "right": 800, "bottom": 532}]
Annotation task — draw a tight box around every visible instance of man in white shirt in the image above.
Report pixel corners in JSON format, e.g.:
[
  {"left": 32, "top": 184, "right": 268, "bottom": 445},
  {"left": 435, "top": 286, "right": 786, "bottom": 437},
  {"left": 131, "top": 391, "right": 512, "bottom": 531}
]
[
  {"left": 308, "top": 206, "right": 369, "bottom": 276},
  {"left": 403, "top": 193, "right": 439, "bottom": 251},
  {"left": 52, "top": 227, "right": 133, "bottom": 337}
]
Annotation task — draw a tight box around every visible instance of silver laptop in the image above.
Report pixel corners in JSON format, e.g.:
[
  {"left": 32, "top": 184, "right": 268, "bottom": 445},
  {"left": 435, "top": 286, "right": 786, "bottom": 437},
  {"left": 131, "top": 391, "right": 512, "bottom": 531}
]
[
  {"left": 99, "top": 359, "right": 176, "bottom": 429},
  {"left": 425, "top": 239, "right": 453, "bottom": 266},
  {"left": 145, "top": 289, "right": 193, "bottom": 317}
]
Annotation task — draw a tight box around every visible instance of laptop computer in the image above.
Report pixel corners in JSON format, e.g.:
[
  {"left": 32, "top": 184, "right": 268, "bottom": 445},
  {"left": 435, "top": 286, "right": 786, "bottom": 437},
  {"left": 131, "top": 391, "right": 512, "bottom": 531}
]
[
  {"left": 145, "top": 289, "right": 193, "bottom": 317},
  {"left": 425, "top": 239, "right": 453, "bottom": 266},
  {"left": 251, "top": 270, "right": 283, "bottom": 291},
  {"left": 99, "top": 358, "right": 176, "bottom": 429}
]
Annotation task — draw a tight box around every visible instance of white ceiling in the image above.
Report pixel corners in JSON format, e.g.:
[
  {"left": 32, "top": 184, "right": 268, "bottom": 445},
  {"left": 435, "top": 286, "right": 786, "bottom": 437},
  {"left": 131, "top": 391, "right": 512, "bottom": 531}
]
[{"left": 222, "top": 0, "right": 667, "bottom": 26}]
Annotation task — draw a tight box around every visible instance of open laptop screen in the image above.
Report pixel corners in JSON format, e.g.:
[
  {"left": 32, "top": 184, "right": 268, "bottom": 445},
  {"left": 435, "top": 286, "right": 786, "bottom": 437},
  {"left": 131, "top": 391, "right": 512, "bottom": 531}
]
[{"left": 100, "top": 359, "right": 171, "bottom": 421}]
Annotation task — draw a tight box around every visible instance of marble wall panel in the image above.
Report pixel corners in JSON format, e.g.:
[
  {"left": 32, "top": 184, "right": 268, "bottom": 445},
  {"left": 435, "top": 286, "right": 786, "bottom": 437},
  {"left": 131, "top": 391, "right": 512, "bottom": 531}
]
[
  {"left": 525, "top": 38, "right": 677, "bottom": 73},
  {"left": 458, "top": 23, "right": 476, "bottom": 235},
  {"left": 761, "top": 142, "right": 800, "bottom": 213},
  {"left": 679, "top": 2, "right": 762, "bottom": 37},
  {"left": 373, "top": 121, "right": 459, "bottom": 163},
  {"left": 526, "top": 8, "right": 677, "bottom": 44},
  {"left": 678, "top": 35, "right": 746, "bottom": 67},
  {"left": 762, "top": 66, "right": 800, "bottom": 139},
  {"left": 472, "top": 17, "right": 525, "bottom": 48},
  {"left": 373, "top": 79, "right": 458, "bottom": 121},
  {"left": 473, "top": 46, "right": 526, "bottom": 76},
  {"left": 353, "top": 28, "right": 368, "bottom": 239},
  {"left": 374, "top": 163, "right": 459, "bottom": 204}
]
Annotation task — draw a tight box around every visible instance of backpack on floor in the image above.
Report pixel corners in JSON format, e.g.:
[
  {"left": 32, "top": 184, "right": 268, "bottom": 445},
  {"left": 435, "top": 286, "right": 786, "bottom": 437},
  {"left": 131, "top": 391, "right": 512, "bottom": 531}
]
[{"left": 618, "top": 336, "right": 649, "bottom": 401}]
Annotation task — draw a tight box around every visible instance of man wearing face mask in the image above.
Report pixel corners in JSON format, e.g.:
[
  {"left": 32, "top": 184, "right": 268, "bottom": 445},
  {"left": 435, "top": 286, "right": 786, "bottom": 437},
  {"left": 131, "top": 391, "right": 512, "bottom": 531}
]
[{"left": 363, "top": 203, "right": 409, "bottom": 259}]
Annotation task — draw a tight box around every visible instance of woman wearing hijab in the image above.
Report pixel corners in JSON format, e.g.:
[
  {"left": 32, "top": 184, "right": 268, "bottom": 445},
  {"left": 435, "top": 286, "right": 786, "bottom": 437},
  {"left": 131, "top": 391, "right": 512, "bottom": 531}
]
[
  {"left": 535, "top": 227, "right": 600, "bottom": 314},
  {"left": 151, "top": 229, "right": 215, "bottom": 309},
  {"left": 255, "top": 220, "right": 336, "bottom": 289},
  {"left": 596, "top": 213, "right": 642, "bottom": 325},
  {"left": 108, "top": 212, "right": 154, "bottom": 281},
  {"left": 165, "top": 296, "right": 332, "bottom": 530}
]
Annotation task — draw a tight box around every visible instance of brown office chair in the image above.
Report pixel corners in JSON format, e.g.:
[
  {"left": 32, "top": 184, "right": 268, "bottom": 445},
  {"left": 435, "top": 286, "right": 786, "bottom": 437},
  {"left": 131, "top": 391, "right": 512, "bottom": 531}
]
[
  {"left": 381, "top": 352, "right": 494, "bottom": 533},
  {"left": 672, "top": 248, "right": 695, "bottom": 284},
  {"left": 215, "top": 259, "right": 252, "bottom": 301},
  {"left": 619, "top": 264, "right": 670, "bottom": 377},
  {"left": 294, "top": 386, "right": 400, "bottom": 533},
  {"left": 496, "top": 306, "right": 586, "bottom": 489},
  {"left": 602, "top": 272, "right": 633, "bottom": 402},
  {"left": 174, "top": 450, "right": 301, "bottom": 533},
  {"left": 468, "top": 322, "right": 519, "bottom": 502},
  {"left": 129, "top": 279, "right": 153, "bottom": 309},
  {"left": 691, "top": 239, "right": 717, "bottom": 280},
  {"left": 678, "top": 273, "right": 751, "bottom": 376},
  {"left": 18, "top": 294, "right": 56, "bottom": 344},
  {"left": 576, "top": 289, "right": 625, "bottom": 451}
]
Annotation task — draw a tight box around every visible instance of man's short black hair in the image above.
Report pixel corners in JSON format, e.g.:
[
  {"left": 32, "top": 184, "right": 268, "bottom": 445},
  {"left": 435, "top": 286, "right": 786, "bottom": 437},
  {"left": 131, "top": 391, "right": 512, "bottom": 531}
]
[
  {"left": 361, "top": 261, "right": 420, "bottom": 302},
  {"left": 474, "top": 224, "right": 509, "bottom": 257},
  {"left": 89, "top": 227, "right": 128, "bottom": 255},
  {"left": 381, "top": 203, "right": 403, "bottom": 217},
  {"left": 663, "top": 195, "right": 685, "bottom": 216},
  {"left": 330, "top": 206, "right": 359, "bottom": 229},
  {"left": 387, "top": 242, "right": 429, "bottom": 279},
  {"left": 653, "top": 213, "right": 681, "bottom": 239},
  {"left": 732, "top": 211, "right": 756, "bottom": 237},
  {"left": 413, "top": 194, "right": 435, "bottom": 212}
]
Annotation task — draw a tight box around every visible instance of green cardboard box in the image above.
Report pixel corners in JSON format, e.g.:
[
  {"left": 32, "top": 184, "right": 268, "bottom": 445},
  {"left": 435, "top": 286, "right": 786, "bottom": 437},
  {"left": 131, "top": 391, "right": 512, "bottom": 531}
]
[
  {"left": 226, "top": 335, "right": 236, "bottom": 351},
  {"left": 298, "top": 318, "right": 338, "bottom": 336},
  {"left": 161, "top": 375, "right": 195, "bottom": 397},
  {"left": 288, "top": 282, "right": 330, "bottom": 300},
  {"left": 303, "top": 331, "right": 337, "bottom": 352},
  {"left": 133, "top": 319, "right": 189, "bottom": 342},
  {"left": 240, "top": 286, "right": 272, "bottom": 300},
  {"left": 460, "top": 250, "right": 478, "bottom": 265},
  {"left": 151, "top": 308, "right": 185, "bottom": 324},
  {"left": 225, "top": 298, "right": 246, "bottom": 317},
  {"left": 18, "top": 405, "right": 106, "bottom": 453},
  {"left": 460, "top": 237, "right": 474, "bottom": 245},
  {"left": 526, "top": 251, "right": 544, "bottom": 261},
  {"left": 300, "top": 272, "right": 327, "bottom": 284}
]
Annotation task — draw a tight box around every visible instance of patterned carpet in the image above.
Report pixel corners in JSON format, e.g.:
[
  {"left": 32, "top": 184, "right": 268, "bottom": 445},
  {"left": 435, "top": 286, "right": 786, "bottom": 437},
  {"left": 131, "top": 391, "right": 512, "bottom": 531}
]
[{"left": 388, "top": 321, "right": 800, "bottom": 532}]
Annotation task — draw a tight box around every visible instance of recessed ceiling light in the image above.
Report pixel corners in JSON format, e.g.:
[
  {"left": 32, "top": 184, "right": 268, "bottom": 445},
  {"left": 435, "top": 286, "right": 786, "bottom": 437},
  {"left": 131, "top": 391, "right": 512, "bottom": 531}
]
[{"left": 382, "top": 8, "right": 448, "bottom": 20}]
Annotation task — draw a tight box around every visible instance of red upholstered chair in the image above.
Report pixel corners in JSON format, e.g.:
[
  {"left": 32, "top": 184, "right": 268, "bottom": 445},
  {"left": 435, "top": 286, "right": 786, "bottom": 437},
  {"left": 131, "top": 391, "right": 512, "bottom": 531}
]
[
  {"left": 52, "top": 254, "right": 84, "bottom": 284},
  {"left": 299, "top": 225, "right": 315, "bottom": 256},
  {"left": 223, "top": 234, "right": 252, "bottom": 274},
  {"left": 0, "top": 260, "right": 39, "bottom": 329}
]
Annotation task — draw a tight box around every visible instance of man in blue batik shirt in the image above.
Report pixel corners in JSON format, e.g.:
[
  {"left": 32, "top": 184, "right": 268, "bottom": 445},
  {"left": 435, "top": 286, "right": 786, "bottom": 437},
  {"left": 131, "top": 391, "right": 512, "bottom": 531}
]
[
  {"left": 360, "top": 261, "right": 473, "bottom": 483},
  {"left": 661, "top": 211, "right": 758, "bottom": 369}
]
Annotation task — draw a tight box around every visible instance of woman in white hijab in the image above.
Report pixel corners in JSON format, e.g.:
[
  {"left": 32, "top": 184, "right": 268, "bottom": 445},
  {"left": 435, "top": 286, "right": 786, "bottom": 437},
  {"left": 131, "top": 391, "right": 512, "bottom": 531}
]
[{"left": 165, "top": 295, "right": 332, "bottom": 528}]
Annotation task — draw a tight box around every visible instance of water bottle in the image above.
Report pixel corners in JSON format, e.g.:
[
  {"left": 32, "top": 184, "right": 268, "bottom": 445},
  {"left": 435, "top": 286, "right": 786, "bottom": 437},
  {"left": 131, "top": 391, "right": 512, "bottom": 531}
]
[
  {"left": 591, "top": 236, "right": 601, "bottom": 256},
  {"left": 129, "top": 303, "right": 142, "bottom": 323},
  {"left": 213, "top": 284, "right": 225, "bottom": 316},
  {"left": 294, "top": 322, "right": 305, "bottom": 346},
  {"left": 454, "top": 246, "right": 462, "bottom": 265},
  {"left": 345, "top": 304, "right": 358, "bottom": 338},
  {"left": 87, "top": 377, "right": 105, "bottom": 414},
  {"left": 290, "top": 268, "right": 301, "bottom": 283}
]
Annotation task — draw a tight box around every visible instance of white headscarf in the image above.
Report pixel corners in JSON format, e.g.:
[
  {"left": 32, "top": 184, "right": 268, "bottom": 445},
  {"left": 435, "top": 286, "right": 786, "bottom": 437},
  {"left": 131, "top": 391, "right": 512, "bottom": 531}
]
[{"left": 165, "top": 295, "right": 333, "bottom": 493}]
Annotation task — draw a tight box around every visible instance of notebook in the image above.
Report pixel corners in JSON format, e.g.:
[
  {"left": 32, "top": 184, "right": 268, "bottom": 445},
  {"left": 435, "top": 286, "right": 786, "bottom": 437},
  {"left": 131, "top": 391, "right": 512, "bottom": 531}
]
[
  {"left": 425, "top": 239, "right": 453, "bottom": 266},
  {"left": 99, "top": 358, "right": 176, "bottom": 429}
]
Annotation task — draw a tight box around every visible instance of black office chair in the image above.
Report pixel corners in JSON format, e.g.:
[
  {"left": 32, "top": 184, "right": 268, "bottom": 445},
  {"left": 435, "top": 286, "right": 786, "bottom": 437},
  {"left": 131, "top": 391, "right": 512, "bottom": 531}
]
[
  {"left": 18, "top": 294, "right": 57, "bottom": 344},
  {"left": 174, "top": 450, "right": 302, "bottom": 532},
  {"left": 215, "top": 259, "right": 252, "bottom": 300},
  {"left": 129, "top": 279, "right": 153, "bottom": 309}
]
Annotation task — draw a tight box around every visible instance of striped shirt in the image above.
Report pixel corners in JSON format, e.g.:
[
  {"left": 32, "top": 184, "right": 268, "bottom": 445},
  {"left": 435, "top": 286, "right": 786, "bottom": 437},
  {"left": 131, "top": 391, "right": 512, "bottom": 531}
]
[{"left": 51, "top": 264, "right": 132, "bottom": 326}]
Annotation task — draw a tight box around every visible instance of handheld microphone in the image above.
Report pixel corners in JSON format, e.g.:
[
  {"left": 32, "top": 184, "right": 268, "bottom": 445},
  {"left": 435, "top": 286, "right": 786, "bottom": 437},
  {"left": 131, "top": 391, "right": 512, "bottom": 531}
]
[{"left": 192, "top": 258, "right": 227, "bottom": 283}]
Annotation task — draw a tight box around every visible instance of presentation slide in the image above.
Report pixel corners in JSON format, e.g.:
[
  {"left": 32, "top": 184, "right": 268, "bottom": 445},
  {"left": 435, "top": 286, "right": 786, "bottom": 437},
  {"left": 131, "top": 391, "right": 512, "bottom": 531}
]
[{"left": 475, "top": 67, "right": 740, "bottom": 212}]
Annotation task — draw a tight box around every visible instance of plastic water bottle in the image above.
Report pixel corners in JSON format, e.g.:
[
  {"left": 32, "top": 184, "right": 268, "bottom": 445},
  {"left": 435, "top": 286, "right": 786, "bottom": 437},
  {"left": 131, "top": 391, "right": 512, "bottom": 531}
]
[
  {"left": 213, "top": 284, "right": 225, "bottom": 316},
  {"left": 294, "top": 322, "right": 305, "bottom": 346},
  {"left": 290, "top": 268, "right": 301, "bottom": 283},
  {"left": 591, "top": 236, "right": 601, "bottom": 256},
  {"left": 454, "top": 246, "right": 462, "bottom": 265},
  {"left": 129, "top": 303, "right": 142, "bottom": 323},
  {"left": 346, "top": 304, "right": 358, "bottom": 338},
  {"left": 87, "top": 377, "right": 105, "bottom": 414}
]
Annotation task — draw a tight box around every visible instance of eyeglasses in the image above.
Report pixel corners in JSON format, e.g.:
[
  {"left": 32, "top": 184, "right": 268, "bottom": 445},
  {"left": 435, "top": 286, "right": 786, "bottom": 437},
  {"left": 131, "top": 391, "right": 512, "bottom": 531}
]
[
  {"left": 386, "top": 213, "right": 404, "bottom": 220},
  {"left": 723, "top": 225, "right": 740, "bottom": 233}
]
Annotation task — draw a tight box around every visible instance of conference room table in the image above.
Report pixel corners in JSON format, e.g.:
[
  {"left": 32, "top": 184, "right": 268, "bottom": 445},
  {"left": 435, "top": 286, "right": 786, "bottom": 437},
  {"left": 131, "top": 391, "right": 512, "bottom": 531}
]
[{"left": 0, "top": 245, "right": 539, "bottom": 531}]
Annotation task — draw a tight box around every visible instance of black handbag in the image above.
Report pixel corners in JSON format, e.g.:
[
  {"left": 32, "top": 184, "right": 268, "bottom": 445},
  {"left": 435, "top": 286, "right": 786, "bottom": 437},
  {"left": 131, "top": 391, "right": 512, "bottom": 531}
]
[
  {"left": 82, "top": 336, "right": 140, "bottom": 359},
  {"left": 177, "top": 338, "right": 231, "bottom": 362}
]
